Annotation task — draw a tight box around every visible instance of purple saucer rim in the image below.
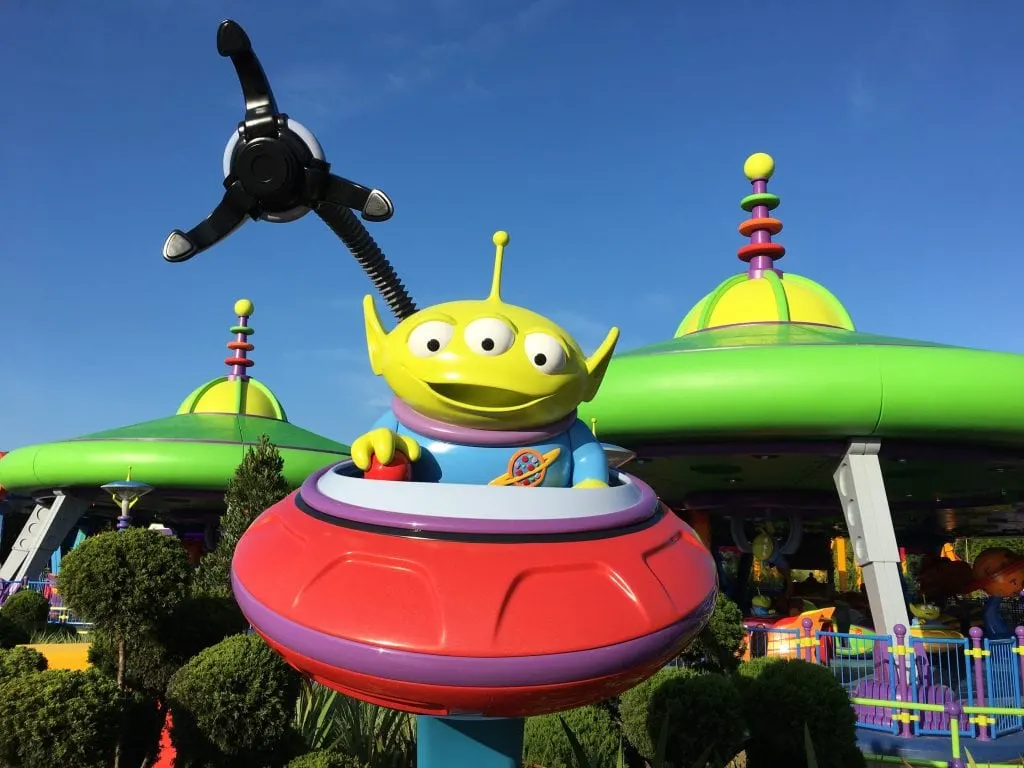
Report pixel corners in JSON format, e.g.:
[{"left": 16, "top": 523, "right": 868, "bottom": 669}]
[{"left": 233, "top": 573, "right": 717, "bottom": 688}]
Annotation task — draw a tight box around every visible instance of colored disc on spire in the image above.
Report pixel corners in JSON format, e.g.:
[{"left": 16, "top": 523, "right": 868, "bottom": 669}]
[{"left": 743, "top": 153, "right": 775, "bottom": 181}]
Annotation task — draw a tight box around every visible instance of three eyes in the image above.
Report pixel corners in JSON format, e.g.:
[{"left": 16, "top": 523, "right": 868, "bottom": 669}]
[{"left": 407, "top": 318, "right": 567, "bottom": 374}]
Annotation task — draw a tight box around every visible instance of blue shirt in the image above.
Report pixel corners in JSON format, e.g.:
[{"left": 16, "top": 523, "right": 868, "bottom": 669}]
[{"left": 370, "top": 409, "right": 609, "bottom": 487}]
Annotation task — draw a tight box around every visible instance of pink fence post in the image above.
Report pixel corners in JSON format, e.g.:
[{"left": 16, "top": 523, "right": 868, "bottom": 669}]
[
  {"left": 968, "top": 626, "right": 989, "bottom": 741},
  {"left": 801, "top": 618, "right": 814, "bottom": 663},
  {"left": 893, "top": 624, "right": 912, "bottom": 737}
]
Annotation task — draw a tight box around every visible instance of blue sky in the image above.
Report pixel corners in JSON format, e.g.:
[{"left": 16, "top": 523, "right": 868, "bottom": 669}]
[{"left": 1, "top": 1, "right": 1021, "bottom": 450}]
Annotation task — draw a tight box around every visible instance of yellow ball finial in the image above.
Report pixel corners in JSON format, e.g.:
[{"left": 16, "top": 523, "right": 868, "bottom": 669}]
[
  {"left": 492, "top": 231, "right": 510, "bottom": 247},
  {"left": 743, "top": 153, "right": 775, "bottom": 181},
  {"left": 234, "top": 298, "right": 254, "bottom": 317}
]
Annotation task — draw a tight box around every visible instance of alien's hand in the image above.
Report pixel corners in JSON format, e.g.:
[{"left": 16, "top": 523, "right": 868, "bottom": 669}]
[
  {"left": 351, "top": 428, "right": 422, "bottom": 471},
  {"left": 573, "top": 479, "right": 608, "bottom": 489}
]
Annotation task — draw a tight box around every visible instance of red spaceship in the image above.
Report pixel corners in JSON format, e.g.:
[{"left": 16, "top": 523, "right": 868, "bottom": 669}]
[{"left": 232, "top": 462, "right": 717, "bottom": 717}]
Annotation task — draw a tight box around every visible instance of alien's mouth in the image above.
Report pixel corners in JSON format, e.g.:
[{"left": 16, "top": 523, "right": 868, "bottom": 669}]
[{"left": 427, "top": 383, "right": 535, "bottom": 409}]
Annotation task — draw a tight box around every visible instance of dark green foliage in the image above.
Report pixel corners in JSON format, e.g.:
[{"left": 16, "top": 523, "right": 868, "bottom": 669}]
[
  {"left": 0, "top": 589, "right": 51, "bottom": 635},
  {"left": 676, "top": 591, "right": 747, "bottom": 672},
  {"left": 619, "top": 667, "right": 745, "bottom": 766},
  {"left": 732, "top": 655, "right": 783, "bottom": 698},
  {"left": 56, "top": 528, "right": 192, "bottom": 639},
  {"left": 741, "top": 659, "right": 865, "bottom": 768},
  {"left": 0, "top": 646, "right": 48, "bottom": 683},
  {"left": 88, "top": 593, "right": 250, "bottom": 698},
  {"left": 166, "top": 633, "right": 301, "bottom": 767},
  {"left": 287, "top": 751, "right": 368, "bottom": 768},
  {"left": 523, "top": 705, "right": 620, "bottom": 768},
  {"left": 619, "top": 667, "right": 694, "bottom": 760},
  {"left": 0, "top": 613, "right": 29, "bottom": 649},
  {"left": 0, "top": 669, "right": 121, "bottom": 768},
  {"left": 193, "top": 434, "right": 290, "bottom": 598}
]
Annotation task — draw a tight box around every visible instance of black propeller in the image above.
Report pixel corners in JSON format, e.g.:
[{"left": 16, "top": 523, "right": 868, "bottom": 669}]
[{"left": 163, "top": 20, "right": 416, "bottom": 321}]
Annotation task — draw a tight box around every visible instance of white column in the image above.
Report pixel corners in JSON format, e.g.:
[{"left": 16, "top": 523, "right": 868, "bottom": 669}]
[
  {"left": 0, "top": 492, "right": 89, "bottom": 582},
  {"left": 833, "top": 440, "right": 909, "bottom": 636}
]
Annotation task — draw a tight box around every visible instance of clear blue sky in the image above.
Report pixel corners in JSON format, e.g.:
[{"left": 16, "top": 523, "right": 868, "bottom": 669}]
[{"left": 1, "top": 1, "right": 1021, "bottom": 450}]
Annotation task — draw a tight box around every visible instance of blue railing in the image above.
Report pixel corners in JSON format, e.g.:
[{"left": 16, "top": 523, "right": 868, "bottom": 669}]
[
  {"left": 744, "top": 621, "right": 1024, "bottom": 744},
  {"left": 0, "top": 578, "right": 89, "bottom": 626}
]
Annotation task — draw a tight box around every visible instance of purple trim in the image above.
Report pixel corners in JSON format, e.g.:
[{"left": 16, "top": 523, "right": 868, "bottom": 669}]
[
  {"left": 299, "top": 463, "right": 660, "bottom": 535},
  {"left": 233, "top": 574, "right": 714, "bottom": 687},
  {"left": 392, "top": 398, "right": 577, "bottom": 447}
]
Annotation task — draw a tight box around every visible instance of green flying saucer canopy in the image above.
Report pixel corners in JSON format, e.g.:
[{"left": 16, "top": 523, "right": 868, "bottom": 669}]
[
  {"left": 579, "top": 154, "right": 1024, "bottom": 535},
  {"left": 0, "top": 299, "right": 350, "bottom": 496}
]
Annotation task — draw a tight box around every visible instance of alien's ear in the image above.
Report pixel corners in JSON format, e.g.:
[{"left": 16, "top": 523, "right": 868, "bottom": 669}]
[
  {"left": 363, "top": 294, "right": 387, "bottom": 376},
  {"left": 582, "top": 327, "right": 620, "bottom": 402}
]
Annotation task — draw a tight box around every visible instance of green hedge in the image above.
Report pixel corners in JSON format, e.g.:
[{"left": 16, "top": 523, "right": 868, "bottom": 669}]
[
  {"left": 0, "top": 646, "right": 48, "bottom": 684},
  {"left": 523, "top": 705, "right": 620, "bottom": 768},
  {"left": 167, "top": 633, "right": 301, "bottom": 767},
  {"left": 0, "top": 590, "right": 51, "bottom": 636},
  {"left": 287, "top": 751, "right": 368, "bottom": 768},
  {"left": 740, "top": 659, "right": 865, "bottom": 768},
  {"left": 0, "top": 669, "right": 121, "bottom": 768},
  {"left": 0, "top": 613, "right": 29, "bottom": 649},
  {"left": 620, "top": 666, "right": 745, "bottom": 766}
]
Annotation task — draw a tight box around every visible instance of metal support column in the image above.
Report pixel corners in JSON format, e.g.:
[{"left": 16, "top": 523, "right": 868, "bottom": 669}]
[
  {"left": 0, "top": 492, "right": 90, "bottom": 582},
  {"left": 833, "top": 440, "right": 909, "bottom": 637}
]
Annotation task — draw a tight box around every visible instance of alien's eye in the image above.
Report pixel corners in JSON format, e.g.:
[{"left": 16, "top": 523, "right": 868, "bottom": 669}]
[
  {"left": 524, "top": 333, "right": 567, "bottom": 374},
  {"left": 464, "top": 318, "right": 515, "bottom": 357},
  {"left": 408, "top": 320, "right": 455, "bottom": 358}
]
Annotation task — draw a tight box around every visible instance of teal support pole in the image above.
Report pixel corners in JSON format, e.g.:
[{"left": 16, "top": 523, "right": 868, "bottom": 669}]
[{"left": 416, "top": 716, "right": 524, "bottom": 768}]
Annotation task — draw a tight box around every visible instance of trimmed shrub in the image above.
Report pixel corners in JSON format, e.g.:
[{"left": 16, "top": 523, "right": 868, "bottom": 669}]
[
  {"left": 0, "top": 669, "right": 121, "bottom": 768},
  {"left": 732, "top": 655, "right": 783, "bottom": 698},
  {"left": 676, "top": 591, "right": 747, "bottom": 672},
  {"left": 167, "top": 633, "right": 301, "bottom": 767},
  {"left": 523, "top": 705, "right": 620, "bottom": 768},
  {"left": 193, "top": 434, "right": 289, "bottom": 599},
  {"left": 620, "top": 667, "right": 745, "bottom": 766},
  {"left": 0, "top": 646, "right": 48, "bottom": 683},
  {"left": 88, "top": 593, "right": 249, "bottom": 698},
  {"left": 57, "top": 528, "right": 192, "bottom": 640},
  {"left": 741, "top": 658, "right": 865, "bottom": 768},
  {"left": 288, "top": 751, "right": 367, "bottom": 768},
  {"left": 0, "top": 613, "right": 29, "bottom": 649},
  {"left": 0, "top": 589, "right": 51, "bottom": 635}
]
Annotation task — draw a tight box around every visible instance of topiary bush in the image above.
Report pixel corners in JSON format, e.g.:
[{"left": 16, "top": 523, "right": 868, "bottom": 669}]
[
  {"left": 0, "top": 669, "right": 122, "bottom": 768},
  {"left": 676, "top": 591, "right": 747, "bottom": 672},
  {"left": 0, "top": 646, "right": 48, "bottom": 683},
  {"left": 741, "top": 658, "right": 865, "bottom": 768},
  {"left": 167, "top": 632, "right": 301, "bottom": 767},
  {"left": 619, "top": 667, "right": 694, "bottom": 760},
  {"left": 619, "top": 666, "right": 745, "bottom": 766},
  {"left": 287, "top": 751, "right": 367, "bottom": 768},
  {"left": 0, "top": 589, "right": 51, "bottom": 636},
  {"left": 87, "top": 593, "right": 249, "bottom": 699},
  {"left": 523, "top": 705, "right": 620, "bottom": 768},
  {"left": 0, "top": 613, "right": 29, "bottom": 649},
  {"left": 732, "top": 655, "right": 783, "bottom": 698}
]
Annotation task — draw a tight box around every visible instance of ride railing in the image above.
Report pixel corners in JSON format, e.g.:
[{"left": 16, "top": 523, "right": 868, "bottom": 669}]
[
  {"left": 745, "top": 620, "right": 1024, "bottom": 748},
  {"left": 0, "top": 577, "right": 89, "bottom": 627}
]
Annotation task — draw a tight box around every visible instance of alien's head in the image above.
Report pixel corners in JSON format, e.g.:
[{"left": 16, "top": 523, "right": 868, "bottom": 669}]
[{"left": 362, "top": 231, "right": 619, "bottom": 430}]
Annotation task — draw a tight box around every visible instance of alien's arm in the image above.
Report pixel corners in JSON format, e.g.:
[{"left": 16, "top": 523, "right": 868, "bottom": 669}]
[{"left": 568, "top": 419, "right": 610, "bottom": 487}]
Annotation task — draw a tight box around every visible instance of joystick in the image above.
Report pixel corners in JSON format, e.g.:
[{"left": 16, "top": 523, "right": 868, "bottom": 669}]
[{"left": 164, "top": 20, "right": 416, "bottom": 321}]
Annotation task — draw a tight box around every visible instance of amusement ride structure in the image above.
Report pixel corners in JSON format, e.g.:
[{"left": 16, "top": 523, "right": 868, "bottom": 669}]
[{"left": 0, "top": 298, "right": 351, "bottom": 582}]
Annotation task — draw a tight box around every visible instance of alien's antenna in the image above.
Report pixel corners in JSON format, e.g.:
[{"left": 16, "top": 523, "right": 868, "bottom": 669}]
[{"left": 487, "top": 231, "right": 510, "bottom": 302}]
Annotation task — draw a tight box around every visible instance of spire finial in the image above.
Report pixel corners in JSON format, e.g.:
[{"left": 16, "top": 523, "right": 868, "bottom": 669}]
[
  {"left": 737, "top": 153, "right": 786, "bottom": 278},
  {"left": 225, "top": 299, "right": 255, "bottom": 380},
  {"left": 488, "top": 231, "right": 509, "bottom": 302}
]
